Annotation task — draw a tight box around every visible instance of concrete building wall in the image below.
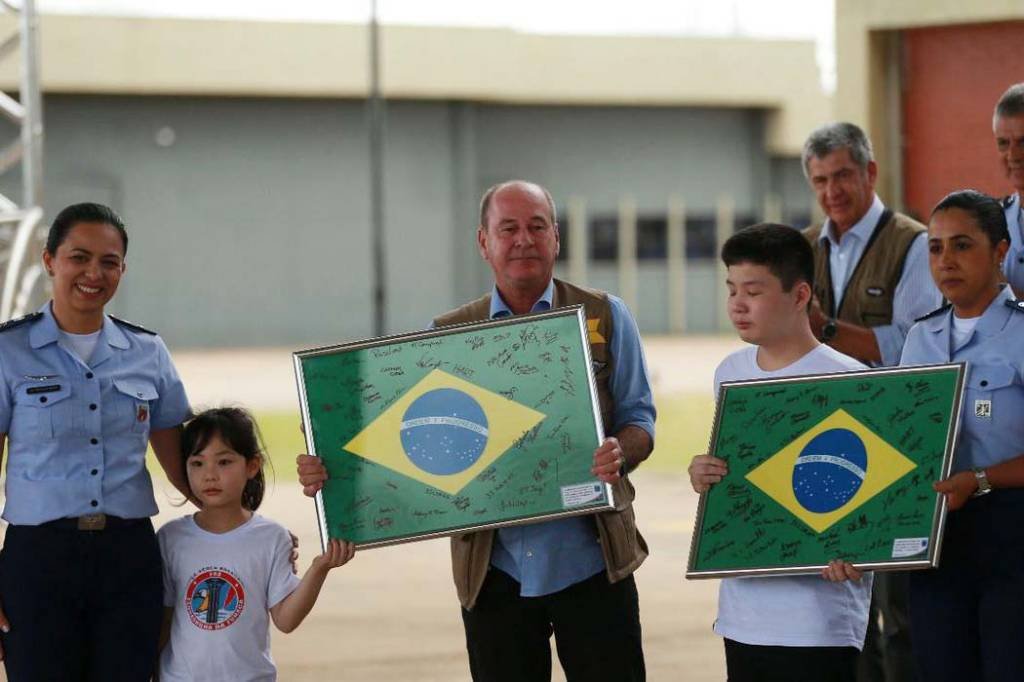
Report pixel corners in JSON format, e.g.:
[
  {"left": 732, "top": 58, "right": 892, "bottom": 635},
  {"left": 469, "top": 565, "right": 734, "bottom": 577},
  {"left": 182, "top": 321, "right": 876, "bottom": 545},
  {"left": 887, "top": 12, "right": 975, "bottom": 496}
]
[
  {"left": 834, "top": 0, "right": 1024, "bottom": 206},
  {"left": 1, "top": 95, "right": 814, "bottom": 346}
]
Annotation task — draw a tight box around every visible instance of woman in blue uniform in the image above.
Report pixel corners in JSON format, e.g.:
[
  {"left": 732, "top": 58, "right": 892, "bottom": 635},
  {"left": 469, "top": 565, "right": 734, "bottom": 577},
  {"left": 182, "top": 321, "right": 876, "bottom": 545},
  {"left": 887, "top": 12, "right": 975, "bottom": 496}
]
[
  {"left": 900, "top": 190, "right": 1024, "bottom": 682},
  {"left": 0, "top": 203, "right": 191, "bottom": 681}
]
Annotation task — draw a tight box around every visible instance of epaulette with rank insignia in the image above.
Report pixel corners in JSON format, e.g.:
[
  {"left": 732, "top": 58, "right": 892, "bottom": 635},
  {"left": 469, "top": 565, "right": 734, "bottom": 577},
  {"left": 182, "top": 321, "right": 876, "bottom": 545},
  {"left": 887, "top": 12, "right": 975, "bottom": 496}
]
[
  {"left": 914, "top": 304, "right": 951, "bottom": 323},
  {"left": 108, "top": 315, "right": 156, "bottom": 335},
  {"left": 1006, "top": 298, "right": 1024, "bottom": 314},
  {"left": 0, "top": 311, "right": 42, "bottom": 333}
]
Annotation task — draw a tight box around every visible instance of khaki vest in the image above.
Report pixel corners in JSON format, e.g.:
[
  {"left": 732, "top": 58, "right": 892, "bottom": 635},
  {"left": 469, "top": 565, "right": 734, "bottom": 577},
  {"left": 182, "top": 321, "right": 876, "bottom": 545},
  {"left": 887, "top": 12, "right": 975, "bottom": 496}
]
[
  {"left": 434, "top": 278, "right": 648, "bottom": 610},
  {"left": 803, "top": 211, "right": 925, "bottom": 328}
]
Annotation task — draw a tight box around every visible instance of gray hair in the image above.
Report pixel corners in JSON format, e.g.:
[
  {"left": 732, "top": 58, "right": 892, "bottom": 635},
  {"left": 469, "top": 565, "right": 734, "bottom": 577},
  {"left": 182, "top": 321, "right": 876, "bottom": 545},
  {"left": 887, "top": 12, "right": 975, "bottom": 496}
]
[
  {"left": 801, "top": 122, "right": 875, "bottom": 178},
  {"left": 993, "top": 83, "right": 1024, "bottom": 128},
  {"left": 479, "top": 180, "right": 558, "bottom": 228}
]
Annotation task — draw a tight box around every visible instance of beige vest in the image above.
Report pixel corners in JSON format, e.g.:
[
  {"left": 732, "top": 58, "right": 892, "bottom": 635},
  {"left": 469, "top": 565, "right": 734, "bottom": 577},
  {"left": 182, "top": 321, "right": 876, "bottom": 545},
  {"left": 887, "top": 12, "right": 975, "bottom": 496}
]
[
  {"left": 803, "top": 211, "right": 925, "bottom": 328},
  {"left": 434, "top": 278, "right": 648, "bottom": 610}
]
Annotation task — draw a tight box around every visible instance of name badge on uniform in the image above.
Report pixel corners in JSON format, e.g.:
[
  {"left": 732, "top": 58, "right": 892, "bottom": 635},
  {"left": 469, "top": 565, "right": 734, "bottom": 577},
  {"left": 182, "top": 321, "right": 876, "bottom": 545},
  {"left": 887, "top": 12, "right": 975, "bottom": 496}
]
[
  {"left": 136, "top": 404, "right": 149, "bottom": 423},
  {"left": 975, "top": 399, "right": 992, "bottom": 419}
]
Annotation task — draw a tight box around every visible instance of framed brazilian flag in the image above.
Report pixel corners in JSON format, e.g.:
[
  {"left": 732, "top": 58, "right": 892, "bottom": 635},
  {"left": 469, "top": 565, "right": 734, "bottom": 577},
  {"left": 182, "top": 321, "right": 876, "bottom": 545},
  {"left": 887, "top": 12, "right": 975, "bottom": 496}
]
[
  {"left": 293, "top": 305, "right": 612, "bottom": 550},
  {"left": 686, "top": 363, "right": 966, "bottom": 578}
]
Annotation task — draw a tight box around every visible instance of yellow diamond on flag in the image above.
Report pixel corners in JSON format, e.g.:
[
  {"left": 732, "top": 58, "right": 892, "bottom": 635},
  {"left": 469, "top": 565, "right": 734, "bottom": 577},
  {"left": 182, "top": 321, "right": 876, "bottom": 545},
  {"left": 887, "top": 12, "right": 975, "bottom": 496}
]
[
  {"left": 343, "top": 369, "right": 546, "bottom": 495},
  {"left": 745, "top": 408, "right": 916, "bottom": 534}
]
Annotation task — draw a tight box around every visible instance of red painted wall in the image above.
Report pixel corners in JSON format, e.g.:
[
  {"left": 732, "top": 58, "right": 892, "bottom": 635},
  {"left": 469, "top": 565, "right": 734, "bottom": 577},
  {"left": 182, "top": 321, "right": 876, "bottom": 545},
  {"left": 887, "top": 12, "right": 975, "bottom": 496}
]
[{"left": 901, "top": 21, "right": 1024, "bottom": 221}]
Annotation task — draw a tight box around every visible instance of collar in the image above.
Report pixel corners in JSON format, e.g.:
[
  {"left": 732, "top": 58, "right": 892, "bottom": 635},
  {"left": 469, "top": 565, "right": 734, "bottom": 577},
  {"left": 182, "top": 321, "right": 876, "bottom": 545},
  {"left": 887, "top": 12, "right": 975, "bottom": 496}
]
[
  {"left": 925, "top": 285, "right": 1016, "bottom": 337},
  {"left": 1006, "top": 192, "right": 1023, "bottom": 245},
  {"left": 489, "top": 279, "right": 555, "bottom": 318},
  {"left": 29, "top": 301, "right": 130, "bottom": 351},
  {"left": 820, "top": 194, "right": 885, "bottom": 246}
]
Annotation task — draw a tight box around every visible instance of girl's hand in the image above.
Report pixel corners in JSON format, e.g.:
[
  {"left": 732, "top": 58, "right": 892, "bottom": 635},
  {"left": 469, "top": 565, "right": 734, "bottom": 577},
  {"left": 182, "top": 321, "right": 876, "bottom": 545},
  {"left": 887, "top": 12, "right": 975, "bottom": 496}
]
[
  {"left": 821, "top": 559, "right": 863, "bottom": 582},
  {"left": 312, "top": 539, "right": 356, "bottom": 571},
  {"left": 688, "top": 454, "right": 728, "bottom": 493},
  {"left": 934, "top": 471, "right": 978, "bottom": 511}
]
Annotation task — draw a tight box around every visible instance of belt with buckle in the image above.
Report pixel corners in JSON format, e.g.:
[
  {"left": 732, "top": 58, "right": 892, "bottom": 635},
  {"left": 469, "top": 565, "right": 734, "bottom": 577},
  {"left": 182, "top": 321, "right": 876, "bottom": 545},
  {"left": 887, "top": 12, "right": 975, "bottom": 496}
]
[{"left": 42, "top": 514, "right": 144, "bottom": 531}]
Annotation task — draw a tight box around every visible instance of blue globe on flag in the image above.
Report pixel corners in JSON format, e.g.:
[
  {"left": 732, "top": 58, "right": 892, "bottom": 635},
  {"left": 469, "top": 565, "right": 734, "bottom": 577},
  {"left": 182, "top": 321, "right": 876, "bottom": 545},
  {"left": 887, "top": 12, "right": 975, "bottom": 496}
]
[
  {"left": 400, "top": 388, "right": 490, "bottom": 476},
  {"left": 791, "top": 428, "right": 868, "bottom": 513}
]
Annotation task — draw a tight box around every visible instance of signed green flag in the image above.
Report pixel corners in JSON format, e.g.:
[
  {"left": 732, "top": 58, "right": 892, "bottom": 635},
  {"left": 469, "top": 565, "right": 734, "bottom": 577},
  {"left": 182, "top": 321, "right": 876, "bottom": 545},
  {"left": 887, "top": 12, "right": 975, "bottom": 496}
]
[
  {"left": 295, "top": 307, "right": 611, "bottom": 548},
  {"left": 688, "top": 364, "right": 964, "bottom": 577}
]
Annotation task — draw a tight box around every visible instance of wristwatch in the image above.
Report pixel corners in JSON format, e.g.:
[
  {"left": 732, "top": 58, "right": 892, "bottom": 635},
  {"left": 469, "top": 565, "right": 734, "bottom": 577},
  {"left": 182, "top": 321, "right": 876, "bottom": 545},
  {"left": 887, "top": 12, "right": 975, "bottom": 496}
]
[
  {"left": 820, "top": 318, "right": 838, "bottom": 342},
  {"left": 972, "top": 467, "right": 992, "bottom": 498}
]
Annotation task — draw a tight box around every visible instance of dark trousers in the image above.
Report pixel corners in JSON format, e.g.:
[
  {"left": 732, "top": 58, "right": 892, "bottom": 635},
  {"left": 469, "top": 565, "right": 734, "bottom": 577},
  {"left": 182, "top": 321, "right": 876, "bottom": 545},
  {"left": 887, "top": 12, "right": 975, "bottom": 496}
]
[
  {"left": 909, "top": 489, "right": 1024, "bottom": 682},
  {"left": 461, "top": 568, "right": 645, "bottom": 682},
  {"left": 856, "top": 571, "right": 917, "bottom": 682},
  {"left": 0, "top": 519, "right": 163, "bottom": 682},
  {"left": 724, "top": 638, "right": 858, "bottom": 682}
]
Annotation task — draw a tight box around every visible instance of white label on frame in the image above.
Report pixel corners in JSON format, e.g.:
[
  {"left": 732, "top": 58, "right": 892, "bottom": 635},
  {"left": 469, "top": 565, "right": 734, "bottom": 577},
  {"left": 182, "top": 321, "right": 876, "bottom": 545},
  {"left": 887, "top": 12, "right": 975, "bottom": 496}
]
[
  {"left": 892, "top": 537, "right": 929, "bottom": 559},
  {"left": 561, "top": 482, "right": 606, "bottom": 508}
]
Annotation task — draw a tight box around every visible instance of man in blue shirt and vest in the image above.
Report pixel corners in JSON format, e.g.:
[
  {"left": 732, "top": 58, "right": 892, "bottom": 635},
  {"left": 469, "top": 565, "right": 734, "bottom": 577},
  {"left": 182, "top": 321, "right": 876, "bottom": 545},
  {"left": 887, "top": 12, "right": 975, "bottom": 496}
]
[
  {"left": 300, "top": 180, "right": 655, "bottom": 681},
  {"left": 992, "top": 83, "right": 1024, "bottom": 296}
]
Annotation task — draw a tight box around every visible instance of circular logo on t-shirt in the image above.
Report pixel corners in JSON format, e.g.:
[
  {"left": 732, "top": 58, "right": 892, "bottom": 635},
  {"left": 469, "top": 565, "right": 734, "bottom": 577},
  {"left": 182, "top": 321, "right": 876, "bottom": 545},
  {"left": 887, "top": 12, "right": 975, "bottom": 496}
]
[{"left": 185, "top": 567, "right": 245, "bottom": 631}]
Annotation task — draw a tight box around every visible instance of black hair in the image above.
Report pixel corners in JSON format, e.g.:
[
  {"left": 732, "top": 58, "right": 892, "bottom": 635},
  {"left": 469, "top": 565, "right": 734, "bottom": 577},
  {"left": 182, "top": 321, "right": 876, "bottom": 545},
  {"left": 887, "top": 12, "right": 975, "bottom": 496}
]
[
  {"left": 931, "top": 190, "right": 1010, "bottom": 247},
  {"left": 46, "top": 202, "right": 128, "bottom": 255},
  {"left": 181, "top": 407, "right": 267, "bottom": 512},
  {"left": 721, "top": 222, "right": 815, "bottom": 292}
]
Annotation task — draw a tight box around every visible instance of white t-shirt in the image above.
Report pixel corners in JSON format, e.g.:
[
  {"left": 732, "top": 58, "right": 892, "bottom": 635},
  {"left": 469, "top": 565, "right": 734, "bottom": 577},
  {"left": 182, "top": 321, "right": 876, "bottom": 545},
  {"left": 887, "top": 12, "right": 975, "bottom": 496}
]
[
  {"left": 951, "top": 314, "right": 981, "bottom": 349},
  {"left": 712, "top": 344, "right": 874, "bottom": 649},
  {"left": 58, "top": 328, "right": 101, "bottom": 363},
  {"left": 158, "top": 514, "right": 302, "bottom": 682}
]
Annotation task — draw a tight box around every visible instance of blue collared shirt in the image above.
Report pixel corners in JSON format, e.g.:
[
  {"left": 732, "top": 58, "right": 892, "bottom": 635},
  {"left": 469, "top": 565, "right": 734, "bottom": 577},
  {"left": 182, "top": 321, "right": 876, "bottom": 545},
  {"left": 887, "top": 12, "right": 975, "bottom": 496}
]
[
  {"left": 482, "top": 280, "right": 656, "bottom": 596},
  {"left": 0, "top": 302, "right": 191, "bottom": 524},
  {"left": 819, "top": 195, "right": 942, "bottom": 366},
  {"left": 900, "top": 286, "right": 1024, "bottom": 472},
  {"left": 1003, "top": 193, "right": 1024, "bottom": 296}
]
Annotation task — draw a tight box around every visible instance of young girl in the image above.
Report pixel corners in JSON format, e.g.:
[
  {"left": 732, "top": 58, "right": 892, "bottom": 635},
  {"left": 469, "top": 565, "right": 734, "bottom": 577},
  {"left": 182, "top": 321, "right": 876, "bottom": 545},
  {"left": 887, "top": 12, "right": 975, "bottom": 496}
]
[{"left": 158, "top": 407, "right": 354, "bottom": 681}]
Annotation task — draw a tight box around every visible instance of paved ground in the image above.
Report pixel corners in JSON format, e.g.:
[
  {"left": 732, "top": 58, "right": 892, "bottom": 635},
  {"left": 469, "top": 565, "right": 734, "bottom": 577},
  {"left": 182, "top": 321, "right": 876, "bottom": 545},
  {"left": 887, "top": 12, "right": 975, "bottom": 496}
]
[
  {"left": 168, "top": 335, "right": 746, "bottom": 412},
  {"left": 162, "top": 335, "right": 743, "bottom": 680},
  {"left": 0, "top": 335, "right": 744, "bottom": 681},
  {"left": 147, "top": 470, "right": 724, "bottom": 681}
]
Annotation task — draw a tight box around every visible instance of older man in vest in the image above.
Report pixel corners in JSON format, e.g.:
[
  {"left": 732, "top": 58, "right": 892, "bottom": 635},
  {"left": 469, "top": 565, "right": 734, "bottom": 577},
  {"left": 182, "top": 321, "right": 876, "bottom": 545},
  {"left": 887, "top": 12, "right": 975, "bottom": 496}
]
[
  {"left": 801, "top": 122, "right": 941, "bottom": 682},
  {"left": 993, "top": 83, "right": 1024, "bottom": 295},
  {"left": 299, "top": 180, "right": 654, "bottom": 682}
]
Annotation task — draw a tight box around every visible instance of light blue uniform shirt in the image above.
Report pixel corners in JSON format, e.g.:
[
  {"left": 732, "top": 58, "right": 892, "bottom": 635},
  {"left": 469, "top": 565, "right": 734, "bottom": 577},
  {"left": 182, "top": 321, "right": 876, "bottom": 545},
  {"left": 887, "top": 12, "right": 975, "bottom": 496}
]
[
  {"left": 482, "top": 279, "right": 656, "bottom": 596},
  {"left": 1002, "top": 193, "right": 1024, "bottom": 295},
  {"left": 0, "top": 302, "right": 190, "bottom": 524},
  {"left": 819, "top": 195, "right": 942, "bottom": 366},
  {"left": 900, "top": 286, "right": 1024, "bottom": 473}
]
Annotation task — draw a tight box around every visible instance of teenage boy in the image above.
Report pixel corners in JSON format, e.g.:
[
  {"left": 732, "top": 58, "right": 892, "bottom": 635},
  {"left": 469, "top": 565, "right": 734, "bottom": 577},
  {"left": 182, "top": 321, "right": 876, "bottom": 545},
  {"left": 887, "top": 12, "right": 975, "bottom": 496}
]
[{"left": 688, "top": 223, "right": 872, "bottom": 682}]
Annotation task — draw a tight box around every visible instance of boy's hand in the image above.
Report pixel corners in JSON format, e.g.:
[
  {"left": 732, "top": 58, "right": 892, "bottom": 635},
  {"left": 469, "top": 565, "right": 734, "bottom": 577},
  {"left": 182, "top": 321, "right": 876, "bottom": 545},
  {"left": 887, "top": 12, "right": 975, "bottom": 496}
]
[
  {"left": 821, "top": 559, "right": 863, "bottom": 582},
  {"left": 312, "top": 539, "right": 356, "bottom": 571},
  {"left": 688, "top": 454, "right": 728, "bottom": 493},
  {"left": 933, "top": 471, "right": 978, "bottom": 511},
  {"left": 297, "top": 454, "right": 328, "bottom": 497}
]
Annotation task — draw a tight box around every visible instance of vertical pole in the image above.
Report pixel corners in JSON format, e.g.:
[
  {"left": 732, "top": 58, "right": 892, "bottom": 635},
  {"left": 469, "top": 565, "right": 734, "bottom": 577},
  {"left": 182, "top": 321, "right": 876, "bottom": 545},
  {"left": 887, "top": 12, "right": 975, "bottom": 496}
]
[
  {"left": 20, "top": 0, "right": 41, "bottom": 209},
  {"left": 368, "top": 0, "right": 387, "bottom": 336},
  {"left": 567, "top": 195, "right": 587, "bottom": 286},
  {"left": 762, "top": 193, "right": 782, "bottom": 224},
  {"left": 667, "top": 194, "right": 686, "bottom": 334},
  {"left": 715, "top": 195, "right": 734, "bottom": 332},
  {"left": 617, "top": 195, "right": 637, "bottom": 313}
]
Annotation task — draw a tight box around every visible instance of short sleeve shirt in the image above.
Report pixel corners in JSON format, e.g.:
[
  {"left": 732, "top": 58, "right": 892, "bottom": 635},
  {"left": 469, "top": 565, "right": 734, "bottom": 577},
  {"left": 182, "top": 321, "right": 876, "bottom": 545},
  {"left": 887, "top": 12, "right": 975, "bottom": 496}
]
[
  {"left": 0, "top": 303, "right": 191, "bottom": 524},
  {"left": 712, "top": 344, "right": 874, "bottom": 649},
  {"left": 158, "top": 514, "right": 302, "bottom": 682}
]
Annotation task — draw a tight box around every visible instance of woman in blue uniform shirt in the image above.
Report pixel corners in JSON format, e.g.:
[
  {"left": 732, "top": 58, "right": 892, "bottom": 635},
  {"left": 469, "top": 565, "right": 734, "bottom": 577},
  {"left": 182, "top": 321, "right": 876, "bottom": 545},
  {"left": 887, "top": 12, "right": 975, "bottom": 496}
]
[
  {"left": 900, "top": 190, "right": 1024, "bottom": 682},
  {"left": 0, "top": 203, "right": 191, "bottom": 681}
]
